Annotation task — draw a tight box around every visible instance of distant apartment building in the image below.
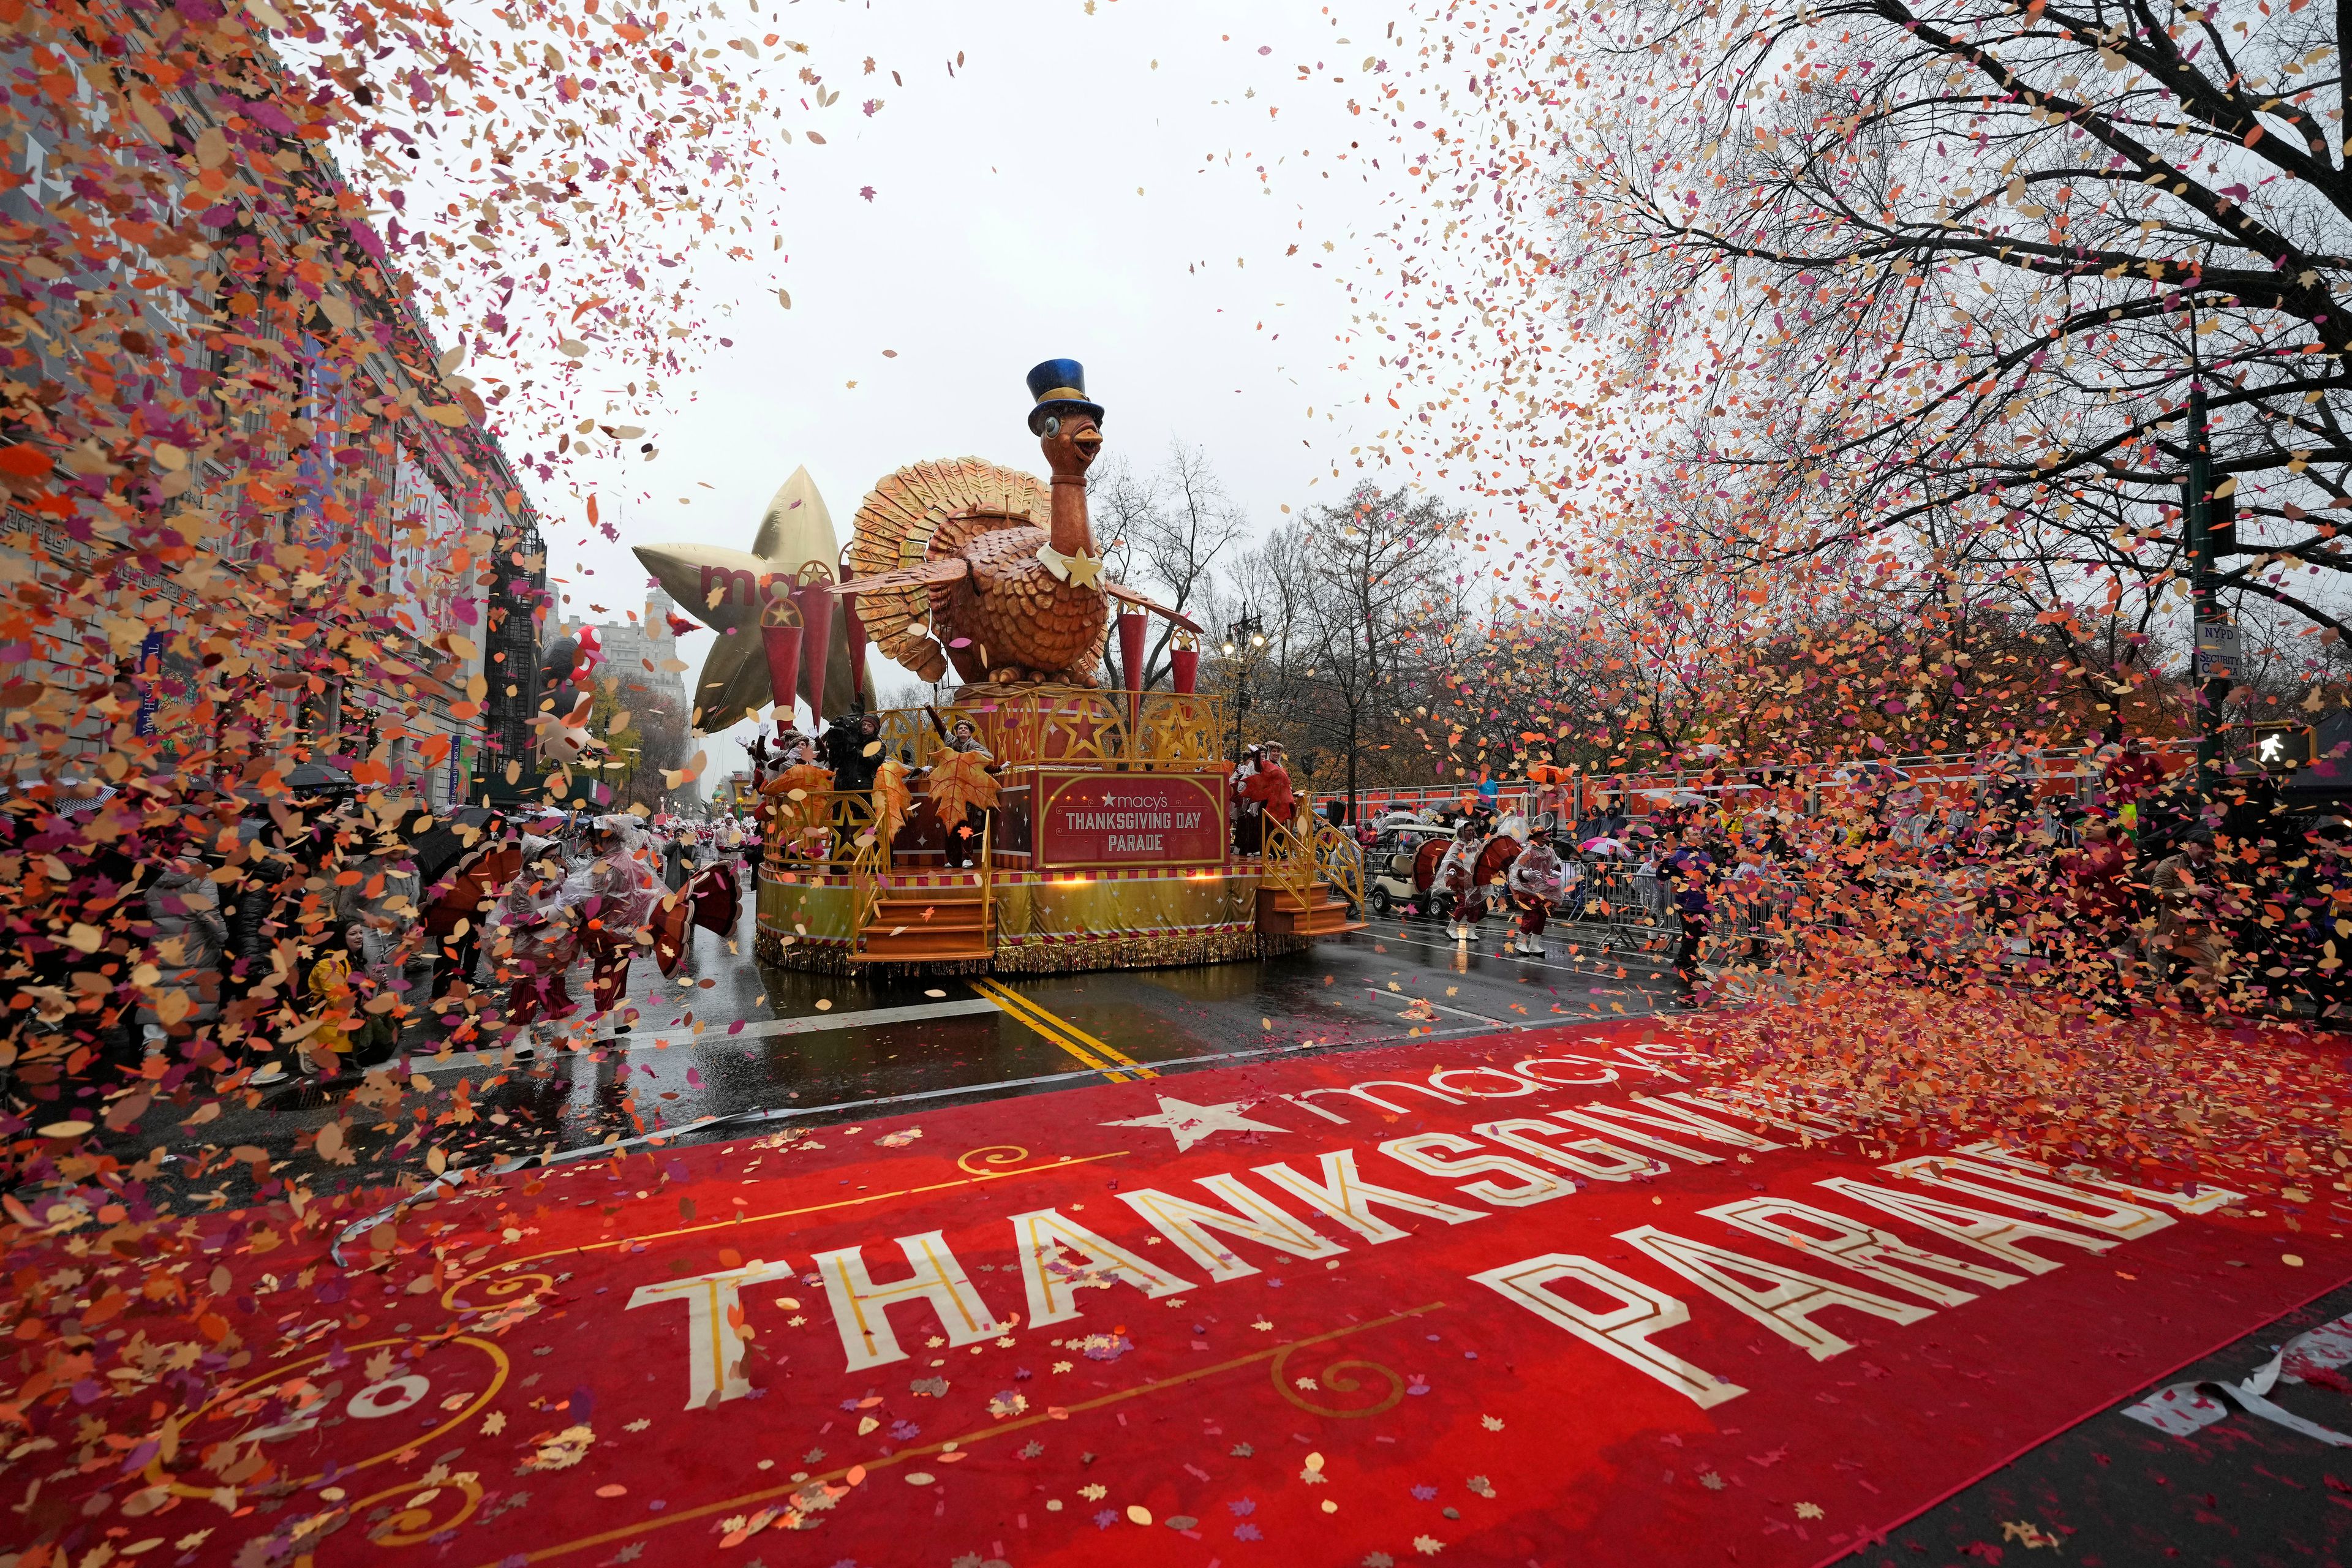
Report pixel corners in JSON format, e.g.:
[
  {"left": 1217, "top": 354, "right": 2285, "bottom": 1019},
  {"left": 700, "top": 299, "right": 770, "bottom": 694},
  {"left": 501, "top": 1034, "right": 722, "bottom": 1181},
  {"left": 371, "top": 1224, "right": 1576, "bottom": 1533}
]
[{"left": 583, "top": 587, "right": 697, "bottom": 810}]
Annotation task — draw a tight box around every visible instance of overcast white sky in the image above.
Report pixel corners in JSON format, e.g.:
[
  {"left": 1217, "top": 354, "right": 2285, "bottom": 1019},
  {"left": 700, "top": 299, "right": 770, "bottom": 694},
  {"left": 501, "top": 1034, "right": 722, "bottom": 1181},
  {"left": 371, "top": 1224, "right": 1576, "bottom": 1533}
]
[{"left": 522, "top": 0, "right": 1466, "bottom": 795}]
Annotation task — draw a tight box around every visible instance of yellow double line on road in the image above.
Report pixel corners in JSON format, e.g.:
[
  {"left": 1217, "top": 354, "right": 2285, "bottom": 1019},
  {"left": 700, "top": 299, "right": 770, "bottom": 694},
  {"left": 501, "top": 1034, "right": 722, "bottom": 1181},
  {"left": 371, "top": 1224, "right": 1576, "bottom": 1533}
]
[{"left": 971, "top": 979, "right": 1156, "bottom": 1081}]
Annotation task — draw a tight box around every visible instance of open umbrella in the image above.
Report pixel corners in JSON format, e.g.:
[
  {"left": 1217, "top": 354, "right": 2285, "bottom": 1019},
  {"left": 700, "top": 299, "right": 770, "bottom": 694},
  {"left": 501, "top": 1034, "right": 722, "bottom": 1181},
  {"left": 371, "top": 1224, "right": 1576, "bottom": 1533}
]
[
  {"left": 283, "top": 760, "right": 353, "bottom": 794},
  {"left": 403, "top": 805, "right": 506, "bottom": 888}
]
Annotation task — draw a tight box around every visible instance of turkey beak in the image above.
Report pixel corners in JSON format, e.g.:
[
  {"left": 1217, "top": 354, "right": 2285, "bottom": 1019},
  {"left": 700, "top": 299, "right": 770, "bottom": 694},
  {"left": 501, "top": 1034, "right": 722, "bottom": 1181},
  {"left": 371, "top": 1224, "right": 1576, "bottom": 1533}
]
[{"left": 1074, "top": 426, "right": 1102, "bottom": 455}]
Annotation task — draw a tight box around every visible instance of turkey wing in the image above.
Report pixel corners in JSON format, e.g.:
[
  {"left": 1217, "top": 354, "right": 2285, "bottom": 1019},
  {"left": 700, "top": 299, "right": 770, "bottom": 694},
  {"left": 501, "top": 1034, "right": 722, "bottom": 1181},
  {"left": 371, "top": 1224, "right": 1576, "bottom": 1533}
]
[
  {"left": 1104, "top": 581, "right": 1205, "bottom": 633},
  {"left": 831, "top": 558, "right": 973, "bottom": 596}
]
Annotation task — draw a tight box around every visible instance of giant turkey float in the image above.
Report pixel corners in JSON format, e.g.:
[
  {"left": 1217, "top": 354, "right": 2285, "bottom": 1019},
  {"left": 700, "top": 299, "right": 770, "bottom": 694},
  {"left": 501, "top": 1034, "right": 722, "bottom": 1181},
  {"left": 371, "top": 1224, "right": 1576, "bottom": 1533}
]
[{"left": 634, "top": 360, "right": 1364, "bottom": 974}]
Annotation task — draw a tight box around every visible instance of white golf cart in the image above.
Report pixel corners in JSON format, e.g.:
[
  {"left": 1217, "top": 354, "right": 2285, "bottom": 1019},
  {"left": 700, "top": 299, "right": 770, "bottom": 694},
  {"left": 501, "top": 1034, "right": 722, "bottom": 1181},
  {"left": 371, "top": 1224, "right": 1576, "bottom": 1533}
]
[{"left": 1362, "top": 815, "right": 1468, "bottom": 919}]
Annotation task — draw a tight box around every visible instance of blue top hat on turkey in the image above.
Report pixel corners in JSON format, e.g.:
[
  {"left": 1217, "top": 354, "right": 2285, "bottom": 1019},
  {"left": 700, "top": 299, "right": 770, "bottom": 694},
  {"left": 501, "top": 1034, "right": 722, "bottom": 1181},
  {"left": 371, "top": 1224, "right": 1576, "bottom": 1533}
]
[{"left": 1025, "top": 358, "right": 1105, "bottom": 435}]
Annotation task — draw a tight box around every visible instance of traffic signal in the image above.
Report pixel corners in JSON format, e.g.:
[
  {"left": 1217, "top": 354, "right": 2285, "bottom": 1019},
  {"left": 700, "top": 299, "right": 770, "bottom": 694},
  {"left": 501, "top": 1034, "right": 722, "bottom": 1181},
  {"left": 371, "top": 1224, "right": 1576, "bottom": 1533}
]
[{"left": 2211, "top": 485, "right": 2238, "bottom": 557}]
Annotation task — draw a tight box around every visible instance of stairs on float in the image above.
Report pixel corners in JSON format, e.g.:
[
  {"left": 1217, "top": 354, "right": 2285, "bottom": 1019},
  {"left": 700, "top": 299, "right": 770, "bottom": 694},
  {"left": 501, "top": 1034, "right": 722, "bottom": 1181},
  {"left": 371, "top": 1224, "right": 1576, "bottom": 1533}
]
[
  {"left": 851, "top": 880, "right": 993, "bottom": 963},
  {"left": 1256, "top": 880, "right": 1366, "bottom": 940}
]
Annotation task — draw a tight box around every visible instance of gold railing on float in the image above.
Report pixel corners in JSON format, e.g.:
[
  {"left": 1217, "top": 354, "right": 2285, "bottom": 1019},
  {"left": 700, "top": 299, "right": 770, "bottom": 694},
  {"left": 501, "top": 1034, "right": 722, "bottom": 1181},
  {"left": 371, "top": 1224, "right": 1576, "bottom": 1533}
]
[
  {"left": 1310, "top": 816, "right": 1365, "bottom": 915},
  {"left": 766, "top": 691, "right": 1226, "bottom": 902},
  {"left": 847, "top": 815, "right": 884, "bottom": 957},
  {"left": 872, "top": 688, "right": 1228, "bottom": 772},
  {"left": 842, "top": 794, "right": 989, "bottom": 962},
  {"left": 1259, "top": 809, "right": 1316, "bottom": 913},
  {"left": 1259, "top": 808, "right": 1365, "bottom": 918},
  {"left": 978, "top": 812, "right": 994, "bottom": 943},
  {"left": 763, "top": 788, "right": 875, "bottom": 878}
]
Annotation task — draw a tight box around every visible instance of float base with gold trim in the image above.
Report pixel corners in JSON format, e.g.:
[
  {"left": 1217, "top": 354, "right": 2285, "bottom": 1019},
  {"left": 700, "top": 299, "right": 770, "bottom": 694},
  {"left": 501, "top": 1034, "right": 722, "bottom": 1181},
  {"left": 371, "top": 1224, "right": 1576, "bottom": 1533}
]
[
  {"left": 749, "top": 688, "right": 1358, "bottom": 975},
  {"left": 752, "top": 867, "right": 1310, "bottom": 975}
]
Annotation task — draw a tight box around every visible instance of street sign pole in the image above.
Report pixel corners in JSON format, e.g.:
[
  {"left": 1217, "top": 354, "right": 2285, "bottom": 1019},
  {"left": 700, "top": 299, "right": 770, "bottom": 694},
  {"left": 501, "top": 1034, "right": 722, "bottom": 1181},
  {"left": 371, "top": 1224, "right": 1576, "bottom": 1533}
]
[{"left": 2185, "top": 380, "right": 2227, "bottom": 797}]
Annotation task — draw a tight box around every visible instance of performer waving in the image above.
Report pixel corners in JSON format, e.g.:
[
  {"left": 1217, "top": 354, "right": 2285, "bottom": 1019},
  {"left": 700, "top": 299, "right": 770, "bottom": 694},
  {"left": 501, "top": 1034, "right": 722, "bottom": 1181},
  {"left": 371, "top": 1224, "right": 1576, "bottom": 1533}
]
[
  {"left": 926, "top": 717, "right": 999, "bottom": 870},
  {"left": 1236, "top": 741, "right": 1295, "bottom": 845}
]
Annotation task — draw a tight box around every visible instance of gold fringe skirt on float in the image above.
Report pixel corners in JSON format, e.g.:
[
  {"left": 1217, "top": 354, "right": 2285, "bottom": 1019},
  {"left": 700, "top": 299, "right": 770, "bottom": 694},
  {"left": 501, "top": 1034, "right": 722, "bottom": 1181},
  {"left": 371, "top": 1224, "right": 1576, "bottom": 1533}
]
[{"left": 990, "top": 928, "right": 1273, "bottom": 974}]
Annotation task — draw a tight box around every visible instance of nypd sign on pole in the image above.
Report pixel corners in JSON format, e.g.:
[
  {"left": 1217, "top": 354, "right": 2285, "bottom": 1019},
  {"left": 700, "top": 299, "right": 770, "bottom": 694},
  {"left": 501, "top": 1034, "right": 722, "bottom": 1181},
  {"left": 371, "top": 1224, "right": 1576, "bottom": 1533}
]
[{"left": 2194, "top": 620, "right": 2241, "bottom": 678}]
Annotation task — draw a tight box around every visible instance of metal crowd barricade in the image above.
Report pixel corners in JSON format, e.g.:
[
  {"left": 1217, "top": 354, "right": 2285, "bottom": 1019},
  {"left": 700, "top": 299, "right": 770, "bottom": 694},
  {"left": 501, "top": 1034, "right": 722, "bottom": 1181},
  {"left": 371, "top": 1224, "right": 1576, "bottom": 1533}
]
[
  {"left": 1553, "top": 857, "right": 1795, "bottom": 969},
  {"left": 1555, "top": 855, "right": 1673, "bottom": 956},
  {"left": 1704, "top": 869, "right": 1787, "bottom": 965},
  {"left": 1309, "top": 741, "right": 2193, "bottom": 838}
]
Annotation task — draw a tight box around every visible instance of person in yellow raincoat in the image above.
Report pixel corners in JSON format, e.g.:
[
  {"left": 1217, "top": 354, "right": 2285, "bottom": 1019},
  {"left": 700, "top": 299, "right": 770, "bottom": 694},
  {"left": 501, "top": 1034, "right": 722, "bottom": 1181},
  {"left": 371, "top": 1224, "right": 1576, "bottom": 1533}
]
[
  {"left": 303, "top": 920, "right": 400, "bottom": 1076},
  {"left": 303, "top": 922, "right": 364, "bottom": 1075}
]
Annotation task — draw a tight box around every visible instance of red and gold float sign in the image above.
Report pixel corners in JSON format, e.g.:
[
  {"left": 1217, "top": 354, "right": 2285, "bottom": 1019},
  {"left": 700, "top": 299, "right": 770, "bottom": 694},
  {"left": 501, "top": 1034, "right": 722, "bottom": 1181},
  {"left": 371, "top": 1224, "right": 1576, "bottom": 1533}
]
[{"left": 1035, "top": 771, "right": 1226, "bottom": 869}]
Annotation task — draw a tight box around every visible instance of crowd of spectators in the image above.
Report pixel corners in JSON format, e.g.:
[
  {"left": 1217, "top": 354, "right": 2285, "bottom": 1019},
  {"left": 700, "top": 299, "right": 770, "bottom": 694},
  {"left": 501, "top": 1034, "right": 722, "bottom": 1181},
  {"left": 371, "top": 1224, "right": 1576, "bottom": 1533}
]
[
  {"left": 1336, "top": 746, "right": 2352, "bottom": 1023},
  {"left": 1, "top": 772, "right": 753, "bottom": 1116}
]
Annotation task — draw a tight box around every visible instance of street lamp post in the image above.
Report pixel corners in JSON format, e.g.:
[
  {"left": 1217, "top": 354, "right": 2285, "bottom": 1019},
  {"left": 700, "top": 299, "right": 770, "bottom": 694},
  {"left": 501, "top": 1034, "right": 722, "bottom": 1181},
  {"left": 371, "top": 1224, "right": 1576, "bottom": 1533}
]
[{"left": 1223, "top": 610, "right": 1264, "bottom": 764}]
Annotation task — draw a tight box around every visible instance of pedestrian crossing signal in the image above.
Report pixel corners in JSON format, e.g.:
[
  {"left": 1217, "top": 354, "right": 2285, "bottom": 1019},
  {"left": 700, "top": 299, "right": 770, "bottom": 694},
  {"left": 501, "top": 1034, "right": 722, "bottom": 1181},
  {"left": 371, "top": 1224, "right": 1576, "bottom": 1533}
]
[{"left": 2250, "top": 722, "right": 2313, "bottom": 772}]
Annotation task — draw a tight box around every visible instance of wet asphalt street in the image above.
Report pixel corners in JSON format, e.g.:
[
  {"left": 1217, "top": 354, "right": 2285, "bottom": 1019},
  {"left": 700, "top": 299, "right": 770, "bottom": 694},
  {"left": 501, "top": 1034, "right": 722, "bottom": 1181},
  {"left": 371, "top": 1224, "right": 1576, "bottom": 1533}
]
[{"left": 162, "top": 902, "right": 1681, "bottom": 1197}]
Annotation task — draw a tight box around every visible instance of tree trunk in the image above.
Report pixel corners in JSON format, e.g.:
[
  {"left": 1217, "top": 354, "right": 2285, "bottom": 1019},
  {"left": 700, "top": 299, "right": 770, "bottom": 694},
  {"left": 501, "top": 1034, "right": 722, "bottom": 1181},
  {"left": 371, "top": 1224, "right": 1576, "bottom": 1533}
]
[{"left": 1346, "top": 703, "right": 1359, "bottom": 827}]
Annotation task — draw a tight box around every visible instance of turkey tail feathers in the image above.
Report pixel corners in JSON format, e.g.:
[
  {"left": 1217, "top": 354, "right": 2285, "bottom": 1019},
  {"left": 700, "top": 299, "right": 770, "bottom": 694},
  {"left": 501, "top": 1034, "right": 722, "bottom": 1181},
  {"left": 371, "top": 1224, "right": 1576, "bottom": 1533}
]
[{"left": 848, "top": 458, "right": 1047, "bottom": 682}]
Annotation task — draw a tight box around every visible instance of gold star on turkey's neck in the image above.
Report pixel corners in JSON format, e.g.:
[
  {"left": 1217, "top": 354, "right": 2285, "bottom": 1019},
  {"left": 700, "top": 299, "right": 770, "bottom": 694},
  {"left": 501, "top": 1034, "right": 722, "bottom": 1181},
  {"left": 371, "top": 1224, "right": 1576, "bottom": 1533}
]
[{"left": 1062, "top": 546, "right": 1105, "bottom": 589}]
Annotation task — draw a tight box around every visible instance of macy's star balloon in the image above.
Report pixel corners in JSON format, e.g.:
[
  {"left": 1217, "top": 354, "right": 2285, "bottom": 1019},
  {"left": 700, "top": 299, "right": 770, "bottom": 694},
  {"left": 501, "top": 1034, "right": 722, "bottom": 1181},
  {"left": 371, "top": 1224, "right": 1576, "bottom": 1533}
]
[{"left": 633, "top": 466, "right": 859, "bottom": 734}]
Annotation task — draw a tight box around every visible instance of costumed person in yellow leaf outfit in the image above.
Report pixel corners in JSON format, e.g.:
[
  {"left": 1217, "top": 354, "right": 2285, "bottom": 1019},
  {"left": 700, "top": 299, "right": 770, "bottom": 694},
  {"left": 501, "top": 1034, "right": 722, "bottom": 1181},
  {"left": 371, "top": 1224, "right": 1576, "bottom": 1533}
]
[{"left": 760, "top": 739, "right": 837, "bottom": 873}]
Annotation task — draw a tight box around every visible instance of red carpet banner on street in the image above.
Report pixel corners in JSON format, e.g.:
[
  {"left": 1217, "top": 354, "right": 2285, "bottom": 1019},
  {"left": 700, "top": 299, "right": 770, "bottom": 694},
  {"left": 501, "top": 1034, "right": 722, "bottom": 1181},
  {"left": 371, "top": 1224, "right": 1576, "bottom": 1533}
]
[{"left": 44, "top": 1023, "right": 2352, "bottom": 1568}]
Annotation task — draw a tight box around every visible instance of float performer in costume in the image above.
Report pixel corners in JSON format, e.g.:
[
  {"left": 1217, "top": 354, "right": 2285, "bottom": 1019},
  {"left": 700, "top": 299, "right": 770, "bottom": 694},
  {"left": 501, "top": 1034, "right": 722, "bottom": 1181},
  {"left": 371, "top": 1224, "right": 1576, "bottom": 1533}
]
[
  {"left": 1507, "top": 834, "right": 1562, "bottom": 956},
  {"left": 567, "top": 815, "right": 662, "bottom": 1022},
  {"left": 926, "top": 717, "right": 998, "bottom": 869},
  {"left": 1434, "top": 821, "right": 1486, "bottom": 941}
]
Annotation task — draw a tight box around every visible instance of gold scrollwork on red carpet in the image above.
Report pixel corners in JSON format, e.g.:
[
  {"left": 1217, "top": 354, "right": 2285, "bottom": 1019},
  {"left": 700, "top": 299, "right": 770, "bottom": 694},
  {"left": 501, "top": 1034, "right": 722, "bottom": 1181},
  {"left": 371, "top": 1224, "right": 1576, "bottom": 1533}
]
[
  {"left": 354, "top": 1471, "right": 489, "bottom": 1544},
  {"left": 1268, "top": 1346, "right": 1408, "bottom": 1419},
  {"left": 441, "top": 1264, "right": 557, "bottom": 1316},
  {"left": 957, "top": 1144, "right": 1033, "bottom": 1175},
  {"left": 140, "top": 1333, "right": 510, "bottom": 1499}
]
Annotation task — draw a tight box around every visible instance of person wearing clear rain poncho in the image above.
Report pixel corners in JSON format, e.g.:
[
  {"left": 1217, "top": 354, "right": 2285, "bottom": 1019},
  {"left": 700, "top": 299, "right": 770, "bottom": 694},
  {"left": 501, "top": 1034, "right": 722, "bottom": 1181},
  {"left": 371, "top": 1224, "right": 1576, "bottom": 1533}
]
[
  {"left": 1506, "top": 835, "right": 1563, "bottom": 957},
  {"left": 1433, "top": 821, "right": 1486, "bottom": 941},
  {"left": 565, "top": 815, "right": 662, "bottom": 1025},
  {"left": 481, "top": 835, "right": 575, "bottom": 1027}
]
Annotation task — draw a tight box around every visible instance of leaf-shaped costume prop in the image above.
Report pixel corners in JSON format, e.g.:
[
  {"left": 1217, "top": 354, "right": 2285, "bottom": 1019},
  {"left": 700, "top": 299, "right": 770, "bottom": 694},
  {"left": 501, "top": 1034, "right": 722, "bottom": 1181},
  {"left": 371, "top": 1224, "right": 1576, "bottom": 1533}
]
[
  {"left": 1473, "top": 832, "right": 1523, "bottom": 891},
  {"left": 760, "top": 763, "right": 835, "bottom": 864},
  {"left": 925, "top": 747, "right": 999, "bottom": 827},
  {"left": 870, "top": 756, "right": 914, "bottom": 866}
]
